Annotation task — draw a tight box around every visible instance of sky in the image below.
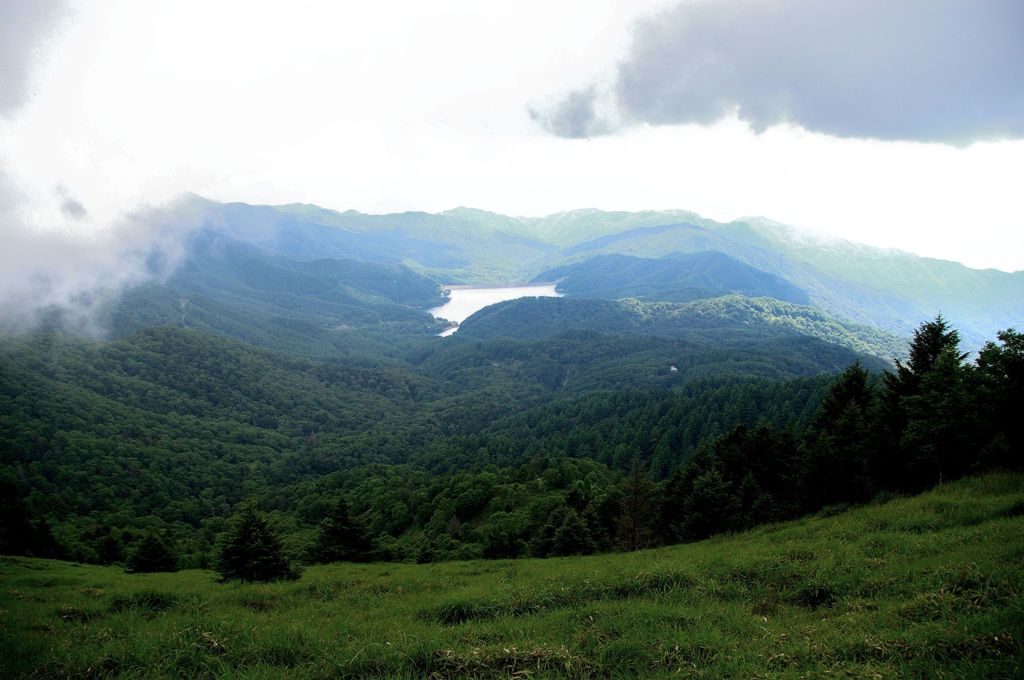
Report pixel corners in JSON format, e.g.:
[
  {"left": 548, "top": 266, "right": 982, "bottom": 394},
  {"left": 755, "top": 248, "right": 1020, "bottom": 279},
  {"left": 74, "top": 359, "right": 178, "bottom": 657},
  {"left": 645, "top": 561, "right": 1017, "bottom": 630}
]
[{"left": 1, "top": 0, "right": 1023, "bottom": 292}]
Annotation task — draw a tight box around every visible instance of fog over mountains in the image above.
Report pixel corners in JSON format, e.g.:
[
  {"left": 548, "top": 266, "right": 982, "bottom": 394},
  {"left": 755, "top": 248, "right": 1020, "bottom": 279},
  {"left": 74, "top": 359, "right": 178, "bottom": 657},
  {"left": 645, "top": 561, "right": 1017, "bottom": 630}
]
[{"left": 155, "top": 197, "right": 1023, "bottom": 351}]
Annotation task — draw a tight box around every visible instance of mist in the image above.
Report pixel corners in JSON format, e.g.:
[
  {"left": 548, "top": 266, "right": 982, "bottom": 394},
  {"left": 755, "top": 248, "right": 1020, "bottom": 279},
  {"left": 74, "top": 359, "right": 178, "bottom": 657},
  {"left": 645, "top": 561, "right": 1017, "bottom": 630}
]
[
  {"left": 0, "top": 1, "right": 202, "bottom": 335},
  {"left": 0, "top": 172, "right": 202, "bottom": 335}
]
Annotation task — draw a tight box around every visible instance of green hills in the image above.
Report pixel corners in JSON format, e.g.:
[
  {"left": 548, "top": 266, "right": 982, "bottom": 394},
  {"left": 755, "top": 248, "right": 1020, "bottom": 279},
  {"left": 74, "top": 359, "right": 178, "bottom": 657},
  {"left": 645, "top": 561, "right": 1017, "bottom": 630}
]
[
  {"left": 184, "top": 198, "right": 1024, "bottom": 348},
  {"left": 2, "top": 196, "right": 1022, "bottom": 678}
]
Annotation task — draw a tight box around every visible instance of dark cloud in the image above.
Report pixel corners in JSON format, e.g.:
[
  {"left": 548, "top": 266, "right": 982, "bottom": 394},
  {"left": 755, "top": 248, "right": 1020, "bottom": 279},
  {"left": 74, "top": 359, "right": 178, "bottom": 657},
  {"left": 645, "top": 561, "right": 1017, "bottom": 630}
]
[
  {"left": 60, "top": 197, "right": 87, "bottom": 219},
  {"left": 0, "top": 1, "right": 67, "bottom": 116},
  {"left": 529, "top": 87, "right": 610, "bottom": 139},
  {"left": 536, "top": 0, "right": 1024, "bottom": 144},
  {"left": 55, "top": 185, "right": 88, "bottom": 220}
]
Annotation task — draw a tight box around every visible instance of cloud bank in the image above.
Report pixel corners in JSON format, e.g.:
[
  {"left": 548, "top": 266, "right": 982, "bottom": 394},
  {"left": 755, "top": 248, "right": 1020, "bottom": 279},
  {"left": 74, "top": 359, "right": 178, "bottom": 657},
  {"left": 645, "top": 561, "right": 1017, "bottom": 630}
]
[
  {"left": 536, "top": 0, "right": 1024, "bottom": 144},
  {"left": 0, "top": 1, "right": 67, "bottom": 117},
  {"left": 0, "top": 172, "right": 202, "bottom": 334},
  {"left": 0, "top": 2, "right": 200, "bottom": 334}
]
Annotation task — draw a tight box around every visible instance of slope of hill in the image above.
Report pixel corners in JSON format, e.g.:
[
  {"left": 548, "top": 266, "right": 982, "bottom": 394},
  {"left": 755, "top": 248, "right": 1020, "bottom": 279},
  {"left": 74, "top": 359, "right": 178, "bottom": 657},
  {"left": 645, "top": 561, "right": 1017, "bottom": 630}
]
[
  {"left": 106, "top": 231, "right": 448, "bottom": 362},
  {"left": 456, "top": 295, "right": 906, "bottom": 362},
  {"left": 2, "top": 473, "right": 1020, "bottom": 679},
  {"left": 1, "top": 318, "right": 876, "bottom": 562},
  {"left": 536, "top": 251, "right": 810, "bottom": 304}
]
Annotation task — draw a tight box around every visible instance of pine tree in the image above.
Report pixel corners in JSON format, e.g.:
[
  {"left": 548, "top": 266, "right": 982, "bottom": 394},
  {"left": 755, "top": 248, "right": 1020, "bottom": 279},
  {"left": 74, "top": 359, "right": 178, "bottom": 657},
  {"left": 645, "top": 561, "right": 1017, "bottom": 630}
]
[
  {"left": 551, "top": 509, "right": 595, "bottom": 556},
  {"left": 216, "top": 505, "right": 299, "bottom": 582},
  {"left": 803, "top": 362, "right": 878, "bottom": 505},
  {"left": 975, "top": 329, "right": 1024, "bottom": 466},
  {"left": 125, "top": 531, "right": 178, "bottom": 573},
  {"left": 616, "top": 458, "right": 655, "bottom": 551},
  {"left": 902, "top": 346, "right": 977, "bottom": 486},
  {"left": 309, "top": 498, "right": 374, "bottom": 563},
  {"left": 681, "top": 465, "right": 738, "bottom": 540},
  {"left": 881, "top": 316, "right": 971, "bottom": 489}
]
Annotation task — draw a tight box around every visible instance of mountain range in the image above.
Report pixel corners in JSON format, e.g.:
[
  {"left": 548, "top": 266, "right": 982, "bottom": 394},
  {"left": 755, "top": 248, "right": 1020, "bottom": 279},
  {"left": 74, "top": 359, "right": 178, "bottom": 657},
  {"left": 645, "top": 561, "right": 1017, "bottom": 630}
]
[
  {"left": 177, "top": 196, "right": 1023, "bottom": 351},
  {"left": 2, "top": 194, "right": 1021, "bottom": 568}
]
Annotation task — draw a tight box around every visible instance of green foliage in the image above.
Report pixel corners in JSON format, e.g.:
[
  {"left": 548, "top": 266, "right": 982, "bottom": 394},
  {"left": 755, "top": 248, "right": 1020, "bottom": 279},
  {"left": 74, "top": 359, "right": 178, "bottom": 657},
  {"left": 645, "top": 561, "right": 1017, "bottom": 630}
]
[
  {"left": 216, "top": 505, "right": 299, "bottom": 582},
  {"left": 457, "top": 294, "right": 905, "bottom": 363},
  {"left": 2, "top": 307, "right": 1020, "bottom": 570},
  {"left": 2, "top": 474, "right": 1021, "bottom": 679},
  {"left": 308, "top": 499, "right": 374, "bottom": 564},
  {"left": 0, "top": 471, "right": 64, "bottom": 559},
  {"left": 803, "top": 362, "right": 879, "bottom": 505},
  {"left": 975, "top": 328, "right": 1024, "bottom": 466},
  {"left": 124, "top": 531, "right": 178, "bottom": 573},
  {"left": 538, "top": 251, "right": 810, "bottom": 304}
]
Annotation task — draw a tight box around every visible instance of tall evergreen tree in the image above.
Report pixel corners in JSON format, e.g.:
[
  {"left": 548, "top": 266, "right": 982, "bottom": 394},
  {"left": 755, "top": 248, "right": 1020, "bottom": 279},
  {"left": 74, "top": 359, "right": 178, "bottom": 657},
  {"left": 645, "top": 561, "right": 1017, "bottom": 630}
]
[
  {"left": 902, "top": 346, "right": 977, "bottom": 486},
  {"left": 881, "top": 315, "right": 970, "bottom": 489},
  {"left": 551, "top": 509, "right": 596, "bottom": 556},
  {"left": 125, "top": 531, "right": 178, "bottom": 573},
  {"left": 681, "top": 465, "right": 737, "bottom": 540},
  {"left": 216, "top": 505, "right": 299, "bottom": 582},
  {"left": 803, "top": 362, "right": 878, "bottom": 505},
  {"left": 309, "top": 498, "right": 374, "bottom": 563},
  {"left": 616, "top": 459, "right": 656, "bottom": 551},
  {"left": 975, "top": 329, "right": 1024, "bottom": 467}
]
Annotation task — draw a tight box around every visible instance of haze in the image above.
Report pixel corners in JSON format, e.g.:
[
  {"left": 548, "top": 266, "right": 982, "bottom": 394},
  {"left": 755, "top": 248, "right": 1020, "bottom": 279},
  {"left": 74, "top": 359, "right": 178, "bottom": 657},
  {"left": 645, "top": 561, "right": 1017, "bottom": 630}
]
[{"left": 1, "top": 0, "right": 1022, "bottom": 279}]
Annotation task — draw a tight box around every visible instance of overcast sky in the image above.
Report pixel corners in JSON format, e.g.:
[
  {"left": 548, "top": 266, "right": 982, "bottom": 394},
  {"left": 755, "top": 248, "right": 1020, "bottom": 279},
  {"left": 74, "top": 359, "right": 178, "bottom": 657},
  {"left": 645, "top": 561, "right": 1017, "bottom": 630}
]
[{"left": 2, "top": 0, "right": 1022, "bottom": 272}]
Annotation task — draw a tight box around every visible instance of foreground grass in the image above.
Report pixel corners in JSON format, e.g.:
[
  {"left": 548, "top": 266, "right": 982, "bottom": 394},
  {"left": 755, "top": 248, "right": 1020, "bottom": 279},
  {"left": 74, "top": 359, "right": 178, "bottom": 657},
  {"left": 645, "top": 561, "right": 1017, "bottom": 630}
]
[{"left": 2, "top": 474, "right": 1023, "bottom": 679}]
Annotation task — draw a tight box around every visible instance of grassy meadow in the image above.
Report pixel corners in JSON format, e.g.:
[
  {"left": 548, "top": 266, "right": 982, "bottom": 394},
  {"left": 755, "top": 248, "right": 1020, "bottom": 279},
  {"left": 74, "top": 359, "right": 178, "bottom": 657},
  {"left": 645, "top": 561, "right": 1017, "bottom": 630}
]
[{"left": 2, "top": 474, "right": 1022, "bottom": 679}]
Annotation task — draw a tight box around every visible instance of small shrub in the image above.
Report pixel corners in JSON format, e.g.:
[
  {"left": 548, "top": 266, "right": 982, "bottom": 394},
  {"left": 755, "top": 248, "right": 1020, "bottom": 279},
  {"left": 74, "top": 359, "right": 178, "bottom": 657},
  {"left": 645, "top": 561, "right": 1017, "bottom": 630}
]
[
  {"left": 787, "top": 580, "right": 837, "bottom": 609},
  {"left": 1001, "top": 499, "right": 1024, "bottom": 518},
  {"left": 108, "top": 591, "right": 179, "bottom": 616}
]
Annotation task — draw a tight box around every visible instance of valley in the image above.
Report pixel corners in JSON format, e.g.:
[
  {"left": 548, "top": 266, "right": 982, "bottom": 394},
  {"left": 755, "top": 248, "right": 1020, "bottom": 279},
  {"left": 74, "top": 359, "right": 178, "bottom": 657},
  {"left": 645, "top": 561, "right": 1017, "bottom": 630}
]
[
  {"left": 1, "top": 200, "right": 1021, "bottom": 678},
  {"left": 4, "top": 5, "right": 1021, "bottom": 676}
]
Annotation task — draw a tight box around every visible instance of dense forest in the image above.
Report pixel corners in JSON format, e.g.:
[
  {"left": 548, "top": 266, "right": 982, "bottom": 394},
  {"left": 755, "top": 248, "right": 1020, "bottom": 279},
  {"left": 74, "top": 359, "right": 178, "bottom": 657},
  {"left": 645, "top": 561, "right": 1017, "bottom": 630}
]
[
  {"left": 2, "top": 204, "right": 1021, "bottom": 576},
  {"left": 2, "top": 315, "right": 1020, "bottom": 571}
]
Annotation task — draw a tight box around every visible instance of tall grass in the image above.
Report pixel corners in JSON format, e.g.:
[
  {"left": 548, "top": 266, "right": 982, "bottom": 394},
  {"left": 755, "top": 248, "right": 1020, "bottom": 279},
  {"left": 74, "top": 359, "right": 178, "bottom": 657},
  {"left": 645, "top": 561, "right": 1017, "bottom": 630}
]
[{"left": 2, "top": 473, "right": 1022, "bottom": 678}]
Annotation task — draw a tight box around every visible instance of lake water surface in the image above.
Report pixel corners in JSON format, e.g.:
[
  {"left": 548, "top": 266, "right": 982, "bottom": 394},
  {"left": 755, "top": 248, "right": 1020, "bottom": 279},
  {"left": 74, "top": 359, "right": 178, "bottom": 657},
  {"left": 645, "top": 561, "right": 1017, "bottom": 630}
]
[{"left": 429, "top": 284, "right": 560, "bottom": 336}]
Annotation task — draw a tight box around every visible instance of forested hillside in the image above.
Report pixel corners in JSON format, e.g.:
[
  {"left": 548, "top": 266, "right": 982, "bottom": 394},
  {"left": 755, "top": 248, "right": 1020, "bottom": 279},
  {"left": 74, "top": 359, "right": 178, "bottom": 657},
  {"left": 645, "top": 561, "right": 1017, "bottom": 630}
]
[
  {"left": 2, "top": 314, "right": 1020, "bottom": 566},
  {"left": 457, "top": 295, "right": 905, "bottom": 361},
  {"left": 184, "top": 199, "right": 1024, "bottom": 347},
  {"left": 537, "top": 251, "right": 810, "bottom": 304},
  {"left": 1, "top": 198, "right": 1021, "bottom": 579}
]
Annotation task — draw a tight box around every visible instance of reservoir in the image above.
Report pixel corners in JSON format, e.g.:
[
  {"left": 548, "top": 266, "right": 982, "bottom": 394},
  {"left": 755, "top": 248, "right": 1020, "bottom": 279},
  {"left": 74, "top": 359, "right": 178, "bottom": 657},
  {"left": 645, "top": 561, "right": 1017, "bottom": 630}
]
[{"left": 429, "top": 283, "right": 560, "bottom": 336}]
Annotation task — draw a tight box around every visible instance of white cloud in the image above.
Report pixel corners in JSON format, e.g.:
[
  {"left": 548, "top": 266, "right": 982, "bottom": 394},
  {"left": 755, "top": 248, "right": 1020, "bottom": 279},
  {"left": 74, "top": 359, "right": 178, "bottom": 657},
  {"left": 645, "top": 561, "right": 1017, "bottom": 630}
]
[{"left": 0, "top": 0, "right": 1022, "bottom": 279}]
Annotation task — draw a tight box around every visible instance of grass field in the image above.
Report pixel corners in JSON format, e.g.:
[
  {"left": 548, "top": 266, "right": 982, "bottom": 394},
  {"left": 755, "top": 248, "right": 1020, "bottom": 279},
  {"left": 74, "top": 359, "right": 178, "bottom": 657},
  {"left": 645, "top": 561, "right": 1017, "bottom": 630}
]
[{"left": 2, "top": 474, "right": 1022, "bottom": 678}]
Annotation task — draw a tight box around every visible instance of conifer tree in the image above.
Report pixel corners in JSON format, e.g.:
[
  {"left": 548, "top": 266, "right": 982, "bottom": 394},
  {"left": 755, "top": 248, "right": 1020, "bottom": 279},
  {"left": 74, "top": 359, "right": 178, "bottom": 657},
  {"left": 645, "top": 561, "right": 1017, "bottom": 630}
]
[
  {"left": 803, "top": 362, "right": 878, "bottom": 505},
  {"left": 881, "top": 315, "right": 971, "bottom": 488},
  {"left": 975, "top": 329, "right": 1024, "bottom": 466},
  {"left": 125, "top": 531, "right": 178, "bottom": 573},
  {"left": 902, "top": 346, "right": 977, "bottom": 485},
  {"left": 551, "top": 509, "right": 595, "bottom": 556},
  {"left": 310, "top": 498, "right": 374, "bottom": 563},
  {"left": 616, "top": 459, "right": 655, "bottom": 551},
  {"left": 216, "top": 505, "right": 299, "bottom": 582}
]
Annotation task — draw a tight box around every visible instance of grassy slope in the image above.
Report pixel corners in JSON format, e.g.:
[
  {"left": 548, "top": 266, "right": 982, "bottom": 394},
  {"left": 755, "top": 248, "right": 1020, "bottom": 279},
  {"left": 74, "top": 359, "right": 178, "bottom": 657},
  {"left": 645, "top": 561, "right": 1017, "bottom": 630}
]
[{"left": 2, "top": 474, "right": 1022, "bottom": 679}]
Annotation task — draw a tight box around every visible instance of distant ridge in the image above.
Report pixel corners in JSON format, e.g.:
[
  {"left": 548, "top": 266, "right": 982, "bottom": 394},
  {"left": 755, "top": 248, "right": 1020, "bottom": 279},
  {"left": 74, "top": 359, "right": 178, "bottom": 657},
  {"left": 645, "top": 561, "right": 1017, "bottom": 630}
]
[{"left": 182, "top": 198, "right": 1023, "bottom": 348}]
